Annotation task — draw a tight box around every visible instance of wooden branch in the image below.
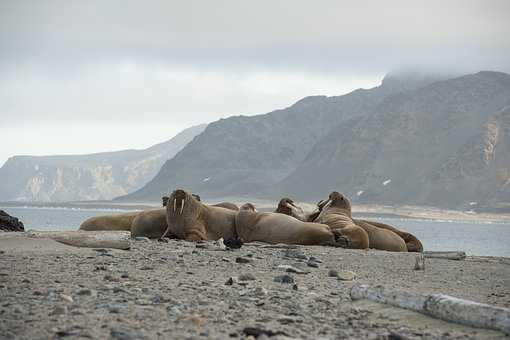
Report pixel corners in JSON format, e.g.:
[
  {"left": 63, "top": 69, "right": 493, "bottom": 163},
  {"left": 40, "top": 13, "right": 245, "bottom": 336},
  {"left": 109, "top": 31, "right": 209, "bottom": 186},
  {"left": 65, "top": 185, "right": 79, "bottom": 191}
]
[
  {"left": 351, "top": 284, "right": 510, "bottom": 335},
  {"left": 27, "top": 231, "right": 131, "bottom": 250},
  {"left": 423, "top": 251, "right": 466, "bottom": 260}
]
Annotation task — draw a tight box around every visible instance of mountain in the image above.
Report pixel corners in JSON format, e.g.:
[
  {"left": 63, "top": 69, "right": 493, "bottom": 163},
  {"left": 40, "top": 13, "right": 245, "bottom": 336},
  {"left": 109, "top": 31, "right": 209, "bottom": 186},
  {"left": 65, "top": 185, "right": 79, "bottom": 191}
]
[
  {"left": 120, "top": 71, "right": 449, "bottom": 202},
  {"left": 280, "top": 71, "right": 510, "bottom": 210},
  {"left": 0, "top": 124, "right": 206, "bottom": 202},
  {"left": 120, "top": 71, "right": 510, "bottom": 211}
]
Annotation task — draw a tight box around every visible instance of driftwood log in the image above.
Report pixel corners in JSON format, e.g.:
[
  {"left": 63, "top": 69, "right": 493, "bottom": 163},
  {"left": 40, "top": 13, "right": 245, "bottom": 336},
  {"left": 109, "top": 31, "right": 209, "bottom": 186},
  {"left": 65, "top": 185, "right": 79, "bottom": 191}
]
[
  {"left": 424, "top": 251, "right": 466, "bottom": 260},
  {"left": 27, "top": 231, "right": 131, "bottom": 250},
  {"left": 351, "top": 284, "right": 510, "bottom": 335}
]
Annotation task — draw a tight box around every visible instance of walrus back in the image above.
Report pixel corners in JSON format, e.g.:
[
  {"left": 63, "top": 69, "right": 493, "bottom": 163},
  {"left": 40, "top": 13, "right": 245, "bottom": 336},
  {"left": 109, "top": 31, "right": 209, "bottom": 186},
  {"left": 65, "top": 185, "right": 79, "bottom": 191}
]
[
  {"left": 79, "top": 211, "right": 139, "bottom": 231},
  {"left": 318, "top": 211, "right": 369, "bottom": 249},
  {"left": 355, "top": 220, "right": 407, "bottom": 252},
  {"left": 131, "top": 208, "right": 167, "bottom": 238},
  {"left": 357, "top": 219, "right": 423, "bottom": 252}
]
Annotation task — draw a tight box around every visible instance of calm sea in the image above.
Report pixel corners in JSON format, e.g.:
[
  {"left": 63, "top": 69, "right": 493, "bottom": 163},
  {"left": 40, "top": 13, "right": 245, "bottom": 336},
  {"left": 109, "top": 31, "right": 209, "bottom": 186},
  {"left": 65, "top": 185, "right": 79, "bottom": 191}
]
[{"left": 2, "top": 206, "right": 509, "bottom": 257}]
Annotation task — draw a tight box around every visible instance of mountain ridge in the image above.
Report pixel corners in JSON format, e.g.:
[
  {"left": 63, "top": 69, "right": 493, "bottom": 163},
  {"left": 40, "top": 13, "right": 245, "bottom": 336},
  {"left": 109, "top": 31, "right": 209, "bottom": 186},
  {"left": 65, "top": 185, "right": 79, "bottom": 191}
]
[
  {"left": 0, "top": 124, "right": 206, "bottom": 202},
  {"left": 119, "top": 71, "right": 458, "bottom": 203}
]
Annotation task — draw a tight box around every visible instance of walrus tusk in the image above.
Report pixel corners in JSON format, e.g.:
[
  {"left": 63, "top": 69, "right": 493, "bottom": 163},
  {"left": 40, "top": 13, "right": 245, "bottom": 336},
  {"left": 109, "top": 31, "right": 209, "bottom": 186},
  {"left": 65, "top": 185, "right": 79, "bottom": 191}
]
[
  {"left": 173, "top": 198, "right": 176, "bottom": 212},
  {"left": 180, "top": 199, "right": 185, "bottom": 215}
]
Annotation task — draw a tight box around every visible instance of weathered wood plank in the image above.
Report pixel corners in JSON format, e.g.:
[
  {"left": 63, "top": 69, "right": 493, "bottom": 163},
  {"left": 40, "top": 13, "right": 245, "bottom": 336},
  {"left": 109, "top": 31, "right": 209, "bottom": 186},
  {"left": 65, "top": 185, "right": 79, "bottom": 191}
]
[
  {"left": 351, "top": 284, "right": 510, "bottom": 334},
  {"left": 27, "top": 231, "right": 131, "bottom": 250}
]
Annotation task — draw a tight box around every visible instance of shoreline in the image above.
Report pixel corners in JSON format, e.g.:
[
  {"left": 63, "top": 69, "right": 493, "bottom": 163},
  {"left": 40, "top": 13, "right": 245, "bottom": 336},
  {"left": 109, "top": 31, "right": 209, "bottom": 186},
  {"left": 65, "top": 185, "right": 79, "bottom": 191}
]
[
  {"left": 2, "top": 200, "right": 510, "bottom": 223},
  {"left": 1, "top": 233, "right": 509, "bottom": 339}
]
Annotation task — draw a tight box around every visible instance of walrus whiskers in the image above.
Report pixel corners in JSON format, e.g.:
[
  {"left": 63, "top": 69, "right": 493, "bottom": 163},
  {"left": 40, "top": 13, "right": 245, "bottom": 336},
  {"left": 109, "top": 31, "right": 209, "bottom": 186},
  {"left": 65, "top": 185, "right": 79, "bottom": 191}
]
[{"left": 180, "top": 199, "right": 185, "bottom": 215}]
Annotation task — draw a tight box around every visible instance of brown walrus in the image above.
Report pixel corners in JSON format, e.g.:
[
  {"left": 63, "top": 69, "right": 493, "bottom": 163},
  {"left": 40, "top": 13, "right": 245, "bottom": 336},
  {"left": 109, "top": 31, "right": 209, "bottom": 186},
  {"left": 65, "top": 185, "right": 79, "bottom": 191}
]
[
  {"left": 211, "top": 202, "right": 239, "bottom": 211},
  {"left": 274, "top": 198, "right": 309, "bottom": 221},
  {"left": 131, "top": 208, "right": 168, "bottom": 239},
  {"left": 79, "top": 211, "right": 140, "bottom": 231},
  {"left": 235, "top": 207, "right": 343, "bottom": 245},
  {"left": 161, "top": 189, "right": 238, "bottom": 241},
  {"left": 355, "top": 219, "right": 423, "bottom": 252},
  {"left": 132, "top": 195, "right": 239, "bottom": 239},
  {"left": 315, "top": 192, "right": 369, "bottom": 249},
  {"left": 240, "top": 203, "right": 257, "bottom": 212},
  {"left": 353, "top": 219, "right": 407, "bottom": 252}
]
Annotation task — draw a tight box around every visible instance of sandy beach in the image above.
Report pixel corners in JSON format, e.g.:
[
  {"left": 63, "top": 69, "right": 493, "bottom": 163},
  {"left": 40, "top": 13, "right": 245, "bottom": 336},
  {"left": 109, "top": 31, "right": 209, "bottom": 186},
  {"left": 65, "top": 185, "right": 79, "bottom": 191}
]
[{"left": 1, "top": 233, "right": 509, "bottom": 339}]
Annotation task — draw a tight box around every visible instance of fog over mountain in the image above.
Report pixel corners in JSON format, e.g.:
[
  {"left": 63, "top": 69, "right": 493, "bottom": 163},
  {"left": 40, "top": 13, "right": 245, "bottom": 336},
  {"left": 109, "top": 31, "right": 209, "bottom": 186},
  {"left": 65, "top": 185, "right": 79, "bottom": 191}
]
[
  {"left": 119, "top": 71, "right": 510, "bottom": 211},
  {"left": 1, "top": 1, "right": 509, "bottom": 167}
]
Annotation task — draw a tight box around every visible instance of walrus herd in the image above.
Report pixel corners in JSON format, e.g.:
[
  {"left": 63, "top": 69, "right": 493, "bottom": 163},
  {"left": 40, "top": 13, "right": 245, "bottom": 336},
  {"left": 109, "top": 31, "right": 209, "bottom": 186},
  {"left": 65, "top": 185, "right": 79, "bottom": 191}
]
[{"left": 79, "top": 189, "right": 423, "bottom": 252}]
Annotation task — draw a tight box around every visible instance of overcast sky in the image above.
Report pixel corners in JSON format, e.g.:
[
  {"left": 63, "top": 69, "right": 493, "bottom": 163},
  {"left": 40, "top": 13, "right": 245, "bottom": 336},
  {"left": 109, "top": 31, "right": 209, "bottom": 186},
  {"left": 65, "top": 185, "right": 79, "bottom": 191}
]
[{"left": 1, "top": 0, "right": 509, "bottom": 166}]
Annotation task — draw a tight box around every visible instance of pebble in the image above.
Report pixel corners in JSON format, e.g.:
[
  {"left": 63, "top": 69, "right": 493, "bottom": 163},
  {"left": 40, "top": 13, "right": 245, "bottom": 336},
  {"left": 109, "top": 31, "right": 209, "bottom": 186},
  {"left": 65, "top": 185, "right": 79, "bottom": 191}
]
[
  {"left": 274, "top": 275, "right": 294, "bottom": 284},
  {"left": 60, "top": 294, "right": 74, "bottom": 303},
  {"left": 77, "top": 288, "right": 97, "bottom": 297},
  {"left": 307, "top": 261, "right": 319, "bottom": 268},
  {"left": 134, "top": 237, "right": 150, "bottom": 242},
  {"left": 107, "top": 304, "right": 126, "bottom": 314},
  {"left": 13, "top": 305, "right": 23, "bottom": 314},
  {"left": 235, "top": 257, "right": 252, "bottom": 264},
  {"left": 337, "top": 270, "right": 356, "bottom": 281},
  {"left": 283, "top": 249, "right": 308, "bottom": 260},
  {"left": 239, "top": 273, "right": 256, "bottom": 281},
  {"left": 225, "top": 277, "right": 238, "bottom": 285},
  {"left": 328, "top": 269, "right": 339, "bottom": 277},
  {"left": 49, "top": 305, "right": 67, "bottom": 315},
  {"left": 104, "top": 274, "right": 120, "bottom": 282},
  {"left": 110, "top": 327, "right": 145, "bottom": 340},
  {"left": 277, "top": 264, "right": 309, "bottom": 274}
]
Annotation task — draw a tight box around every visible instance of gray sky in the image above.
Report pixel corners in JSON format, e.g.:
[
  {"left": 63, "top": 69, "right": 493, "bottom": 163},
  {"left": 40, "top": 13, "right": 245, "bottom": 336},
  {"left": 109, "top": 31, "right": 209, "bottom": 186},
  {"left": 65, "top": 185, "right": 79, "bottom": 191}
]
[{"left": 1, "top": 0, "right": 509, "bottom": 165}]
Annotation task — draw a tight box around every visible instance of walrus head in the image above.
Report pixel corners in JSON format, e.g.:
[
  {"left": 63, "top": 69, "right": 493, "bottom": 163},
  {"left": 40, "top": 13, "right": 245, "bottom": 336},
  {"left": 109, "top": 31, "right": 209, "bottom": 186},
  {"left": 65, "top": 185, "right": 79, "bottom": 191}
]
[
  {"left": 275, "top": 198, "right": 295, "bottom": 216},
  {"left": 240, "top": 203, "right": 257, "bottom": 212},
  {"left": 275, "top": 197, "right": 306, "bottom": 220},
  {"left": 322, "top": 192, "right": 352, "bottom": 217},
  {"left": 161, "top": 189, "right": 204, "bottom": 240}
]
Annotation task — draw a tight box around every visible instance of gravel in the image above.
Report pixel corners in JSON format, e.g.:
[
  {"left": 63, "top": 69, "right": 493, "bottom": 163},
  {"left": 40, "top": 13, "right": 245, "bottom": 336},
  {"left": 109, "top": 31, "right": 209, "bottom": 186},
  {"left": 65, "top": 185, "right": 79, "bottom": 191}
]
[{"left": 0, "top": 236, "right": 509, "bottom": 339}]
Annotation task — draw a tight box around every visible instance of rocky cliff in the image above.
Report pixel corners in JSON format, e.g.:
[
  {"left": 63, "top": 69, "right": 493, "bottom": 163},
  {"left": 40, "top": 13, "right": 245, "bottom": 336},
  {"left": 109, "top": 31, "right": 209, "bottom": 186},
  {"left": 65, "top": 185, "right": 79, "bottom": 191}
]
[
  {"left": 0, "top": 124, "right": 206, "bottom": 202},
  {"left": 120, "top": 71, "right": 510, "bottom": 210}
]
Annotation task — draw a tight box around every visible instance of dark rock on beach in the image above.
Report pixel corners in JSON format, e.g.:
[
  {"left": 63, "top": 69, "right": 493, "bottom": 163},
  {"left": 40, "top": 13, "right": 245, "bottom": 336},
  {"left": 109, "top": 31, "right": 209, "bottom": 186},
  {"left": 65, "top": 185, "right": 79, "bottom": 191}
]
[{"left": 0, "top": 210, "right": 24, "bottom": 232}]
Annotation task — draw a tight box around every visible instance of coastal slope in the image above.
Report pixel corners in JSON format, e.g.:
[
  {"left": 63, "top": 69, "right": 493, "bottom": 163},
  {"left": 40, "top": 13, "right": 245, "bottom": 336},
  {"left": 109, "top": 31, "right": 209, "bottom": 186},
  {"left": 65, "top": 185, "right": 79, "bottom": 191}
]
[
  {"left": 120, "top": 71, "right": 510, "bottom": 211},
  {"left": 120, "top": 72, "right": 445, "bottom": 202}
]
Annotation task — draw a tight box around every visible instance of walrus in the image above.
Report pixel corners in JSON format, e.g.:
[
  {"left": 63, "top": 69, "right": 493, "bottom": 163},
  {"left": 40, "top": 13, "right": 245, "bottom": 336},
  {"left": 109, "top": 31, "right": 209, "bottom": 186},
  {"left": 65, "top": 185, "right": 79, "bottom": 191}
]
[
  {"left": 315, "top": 192, "right": 369, "bottom": 249},
  {"left": 133, "top": 195, "right": 240, "bottom": 239},
  {"left": 161, "top": 189, "right": 238, "bottom": 241},
  {"left": 79, "top": 211, "right": 140, "bottom": 231},
  {"left": 356, "top": 219, "right": 423, "bottom": 252},
  {"left": 240, "top": 203, "right": 257, "bottom": 212},
  {"left": 317, "top": 192, "right": 410, "bottom": 251},
  {"left": 353, "top": 219, "right": 407, "bottom": 252},
  {"left": 235, "top": 206, "right": 345, "bottom": 246},
  {"left": 131, "top": 208, "right": 168, "bottom": 238},
  {"left": 274, "top": 198, "right": 308, "bottom": 221},
  {"left": 211, "top": 202, "right": 239, "bottom": 211},
  {"left": 300, "top": 197, "right": 420, "bottom": 252}
]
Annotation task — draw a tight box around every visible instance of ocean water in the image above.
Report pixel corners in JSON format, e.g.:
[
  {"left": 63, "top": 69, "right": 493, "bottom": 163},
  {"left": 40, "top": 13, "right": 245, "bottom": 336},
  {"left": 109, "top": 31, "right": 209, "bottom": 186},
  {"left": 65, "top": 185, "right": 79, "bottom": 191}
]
[{"left": 2, "top": 206, "right": 509, "bottom": 257}]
